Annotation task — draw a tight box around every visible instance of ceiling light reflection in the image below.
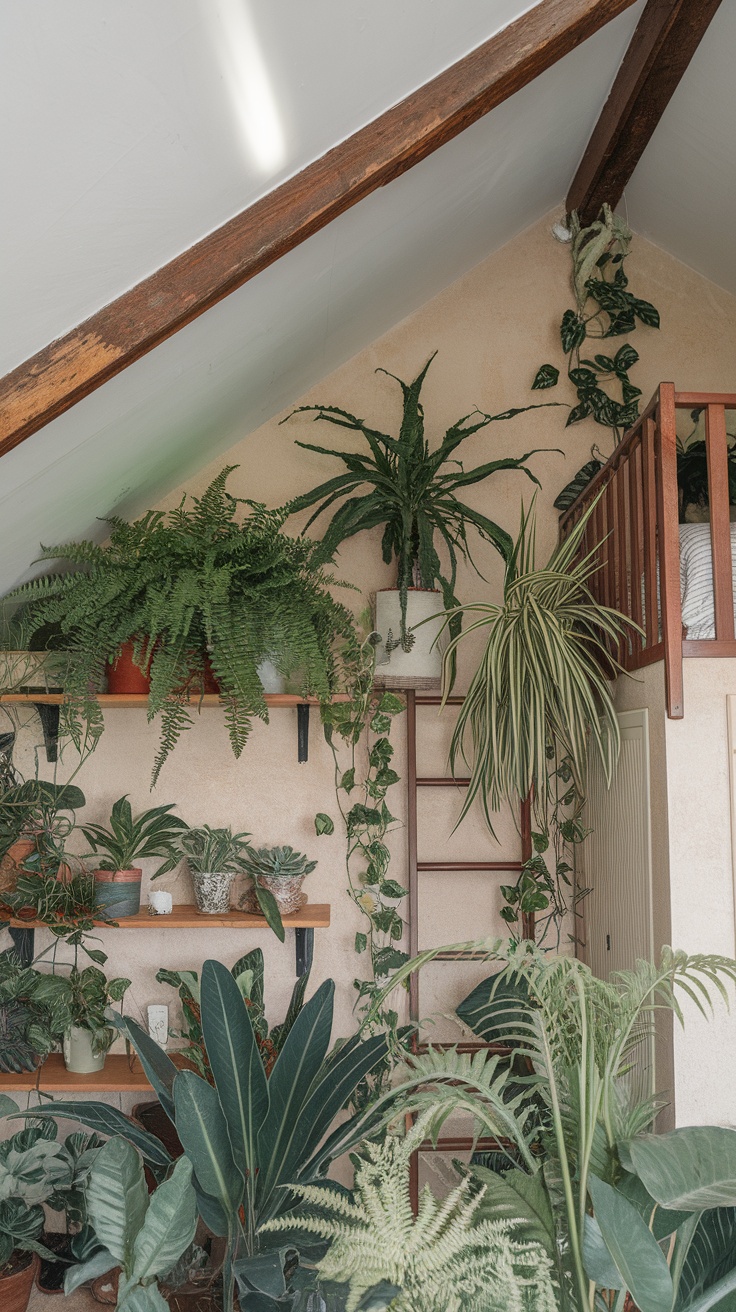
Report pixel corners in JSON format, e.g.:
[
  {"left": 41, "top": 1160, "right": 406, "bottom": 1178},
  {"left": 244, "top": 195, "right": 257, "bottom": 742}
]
[{"left": 203, "top": 0, "right": 286, "bottom": 176}]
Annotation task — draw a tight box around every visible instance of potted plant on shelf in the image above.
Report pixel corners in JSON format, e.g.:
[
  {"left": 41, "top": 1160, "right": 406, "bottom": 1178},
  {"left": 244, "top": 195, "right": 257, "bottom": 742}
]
[
  {"left": 32, "top": 964, "right": 130, "bottom": 1074},
  {"left": 0, "top": 781, "right": 85, "bottom": 895},
  {"left": 80, "top": 795, "right": 187, "bottom": 919},
  {"left": 178, "top": 825, "right": 252, "bottom": 918},
  {"left": 5, "top": 467, "right": 355, "bottom": 782},
  {"left": 238, "top": 844, "right": 316, "bottom": 919},
  {"left": 283, "top": 352, "right": 552, "bottom": 688},
  {"left": 0, "top": 1105, "right": 71, "bottom": 1312},
  {"left": 0, "top": 949, "right": 61, "bottom": 1075}
]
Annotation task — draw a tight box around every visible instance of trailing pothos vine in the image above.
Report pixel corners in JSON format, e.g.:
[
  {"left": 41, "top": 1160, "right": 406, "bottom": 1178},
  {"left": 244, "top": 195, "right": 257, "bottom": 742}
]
[
  {"left": 499, "top": 750, "right": 590, "bottom": 951},
  {"left": 315, "top": 630, "right": 408, "bottom": 1064},
  {"left": 533, "top": 205, "right": 660, "bottom": 450}
]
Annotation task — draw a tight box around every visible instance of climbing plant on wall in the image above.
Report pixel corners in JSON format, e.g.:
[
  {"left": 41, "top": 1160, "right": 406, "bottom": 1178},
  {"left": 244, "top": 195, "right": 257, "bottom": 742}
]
[
  {"left": 533, "top": 205, "right": 660, "bottom": 499},
  {"left": 315, "top": 627, "right": 407, "bottom": 1089}
]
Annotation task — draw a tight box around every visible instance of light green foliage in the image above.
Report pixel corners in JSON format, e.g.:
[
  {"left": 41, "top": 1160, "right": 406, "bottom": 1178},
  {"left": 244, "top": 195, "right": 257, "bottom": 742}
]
[
  {"left": 241, "top": 844, "right": 317, "bottom": 880},
  {"left": 66, "top": 1137, "right": 197, "bottom": 1312},
  {"left": 284, "top": 352, "right": 552, "bottom": 643},
  {"left": 6, "top": 467, "right": 354, "bottom": 782},
  {"left": 177, "top": 825, "right": 250, "bottom": 875},
  {"left": 0, "top": 1122, "right": 71, "bottom": 1205},
  {"left": 81, "top": 796, "right": 187, "bottom": 875},
  {"left": 534, "top": 205, "right": 660, "bottom": 448},
  {"left": 0, "top": 948, "right": 61, "bottom": 1072},
  {"left": 0, "top": 1116, "right": 96, "bottom": 1271},
  {"left": 31, "top": 964, "right": 130, "bottom": 1055},
  {"left": 261, "top": 1113, "right": 558, "bottom": 1312}
]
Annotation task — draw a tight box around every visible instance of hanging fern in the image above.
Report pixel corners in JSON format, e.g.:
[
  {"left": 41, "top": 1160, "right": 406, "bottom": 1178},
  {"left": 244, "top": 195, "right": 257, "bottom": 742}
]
[
  {"left": 262, "top": 1112, "right": 558, "bottom": 1312},
  {"left": 5, "top": 468, "right": 355, "bottom": 783}
]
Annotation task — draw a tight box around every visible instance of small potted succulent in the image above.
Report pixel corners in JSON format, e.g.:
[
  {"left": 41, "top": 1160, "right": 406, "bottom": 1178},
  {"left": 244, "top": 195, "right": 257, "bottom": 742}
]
[
  {"left": 178, "top": 826, "right": 252, "bottom": 917},
  {"left": 239, "top": 844, "right": 317, "bottom": 918},
  {"left": 32, "top": 965, "right": 131, "bottom": 1073},
  {"left": 81, "top": 795, "right": 187, "bottom": 919}
]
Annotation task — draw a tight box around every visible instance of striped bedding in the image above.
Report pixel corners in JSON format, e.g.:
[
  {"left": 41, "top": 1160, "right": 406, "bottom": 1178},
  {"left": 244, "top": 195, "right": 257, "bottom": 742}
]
[{"left": 679, "top": 522, "right": 736, "bottom": 639}]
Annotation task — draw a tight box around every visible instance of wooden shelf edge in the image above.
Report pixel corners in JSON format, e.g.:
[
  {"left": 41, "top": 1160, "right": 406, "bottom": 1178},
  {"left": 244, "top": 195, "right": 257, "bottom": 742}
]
[
  {"left": 0, "top": 1053, "right": 188, "bottom": 1094},
  {"left": 7, "top": 903, "right": 331, "bottom": 930},
  {"left": 0, "top": 692, "right": 350, "bottom": 707}
]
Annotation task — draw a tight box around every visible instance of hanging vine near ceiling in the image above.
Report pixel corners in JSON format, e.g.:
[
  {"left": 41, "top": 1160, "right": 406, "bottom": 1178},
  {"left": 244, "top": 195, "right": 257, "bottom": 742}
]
[{"left": 533, "top": 205, "right": 660, "bottom": 508}]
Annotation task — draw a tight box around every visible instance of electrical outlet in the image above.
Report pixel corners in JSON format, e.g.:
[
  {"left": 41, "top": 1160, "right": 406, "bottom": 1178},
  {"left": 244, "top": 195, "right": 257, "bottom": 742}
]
[{"left": 147, "top": 1004, "right": 169, "bottom": 1048}]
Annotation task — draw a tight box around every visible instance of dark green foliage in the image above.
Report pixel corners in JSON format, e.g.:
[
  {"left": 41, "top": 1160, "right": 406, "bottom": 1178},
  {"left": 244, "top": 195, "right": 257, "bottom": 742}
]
[
  {"left": 81, "top": 795, "right": 187, "bottom": 874},
  {"left": 535, "top": 206, "right": 660, "bottom": 463},
  {"left": 0, "top": 780, "right": 85, "bottom": 865},
  {"left": 0, "top": 950, "right": 61, "bottom": 1073},
  {"left": 31, "top": 965, "right": 130, "bottom": 1056},
  {"left": 553, "top": 455, "right": 604, "bottom": 512},
  {"left": 677, "top": 407, "right": 736, "bottom": 517},
  {"left": 283, "top": 353, "right": 553, "bottom": 641},
  {"left": 5, "top": 468, "right": 355, "bottom": 783}
]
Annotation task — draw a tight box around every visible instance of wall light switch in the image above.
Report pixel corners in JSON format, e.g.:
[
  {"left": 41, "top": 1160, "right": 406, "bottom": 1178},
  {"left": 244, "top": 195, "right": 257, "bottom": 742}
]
[{"left": 147, "top": 1004, "right": 169, "bottom": 1048}]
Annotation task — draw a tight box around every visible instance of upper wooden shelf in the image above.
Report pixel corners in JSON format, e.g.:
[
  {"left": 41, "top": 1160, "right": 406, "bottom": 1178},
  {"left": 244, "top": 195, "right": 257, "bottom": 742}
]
[
  {"left": 0, "top": 693, "right": 348, "bottom": 707},
  {"left": 0, "top": 1052, "right": 187, "bottom": 1093},
  {"left": 8, "top": 903, "right": 331, "bottom": 931}
]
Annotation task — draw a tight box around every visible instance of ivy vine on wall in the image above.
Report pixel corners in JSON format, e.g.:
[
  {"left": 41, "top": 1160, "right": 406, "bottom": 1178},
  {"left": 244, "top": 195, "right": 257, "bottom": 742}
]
[{"left": 533, "top": 206, "right": 660, "bottom": 454}]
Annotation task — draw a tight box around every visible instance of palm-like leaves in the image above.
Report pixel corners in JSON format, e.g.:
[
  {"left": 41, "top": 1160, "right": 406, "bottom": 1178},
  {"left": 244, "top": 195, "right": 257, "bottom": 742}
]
[
  {"left": 439, "top": 497, "right": 635, "bottom": 831},
  {"left": 283, "top": 354, "right": 553, "bottom": 640},
  {"left": 81, "top": 796, "right": 187, "bottom": 874}
]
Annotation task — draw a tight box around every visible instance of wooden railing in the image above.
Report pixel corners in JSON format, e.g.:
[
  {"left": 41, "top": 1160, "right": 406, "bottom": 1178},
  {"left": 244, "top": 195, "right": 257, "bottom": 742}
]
[{"left": 559, "top": 385, "right": 736, "bottom": 719}]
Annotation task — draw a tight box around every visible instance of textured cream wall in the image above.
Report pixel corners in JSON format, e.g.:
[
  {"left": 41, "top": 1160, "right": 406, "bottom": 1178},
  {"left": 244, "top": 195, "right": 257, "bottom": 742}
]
[{"left": 5, "top": 208, "right": 736, "bottom": 1110}]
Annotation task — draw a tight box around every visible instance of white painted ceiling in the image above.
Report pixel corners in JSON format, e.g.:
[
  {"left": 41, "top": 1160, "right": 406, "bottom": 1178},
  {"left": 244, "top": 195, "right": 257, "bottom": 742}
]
[{"left": 13, "top": 0, "right": 723, "bottom": 600}]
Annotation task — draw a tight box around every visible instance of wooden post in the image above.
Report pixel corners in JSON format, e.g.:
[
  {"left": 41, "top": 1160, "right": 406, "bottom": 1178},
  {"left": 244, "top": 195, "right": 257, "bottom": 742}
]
[
  {"left": 642, "top": 416, "right": 658, "bottom": 650},
  {"left": 629, "top": 438, "right": 643, "bottom": 659},
  {"left": 655, "top": 384, "right": 684, "bottom": 718},
  {"left": 705, "top": 404, "right": 734, "bottom": 640}
]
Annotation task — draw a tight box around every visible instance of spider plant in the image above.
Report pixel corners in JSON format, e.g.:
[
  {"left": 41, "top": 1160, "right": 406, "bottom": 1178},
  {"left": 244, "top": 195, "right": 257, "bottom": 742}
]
[
  {"left": 439, "top": 496, "right": 635, "bottom": 833},
  {"left": 282, "top": 353, "right": 554, "bottom": 645}
]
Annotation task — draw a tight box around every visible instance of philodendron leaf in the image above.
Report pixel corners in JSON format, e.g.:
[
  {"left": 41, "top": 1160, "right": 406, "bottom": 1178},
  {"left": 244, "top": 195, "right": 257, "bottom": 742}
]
[
  {"left": 588, "top": 1173, "right": 673, "bottom": 1312},
  {"left": 85, "top": 1136, "right": 149, "bottom": 1273},
  {"left": 622, "top": 1127, "right": 736, "bottom": 1210},
  {"left": 131, "top": 1155, "right": 197, "bottom": 1282},
  {"left": 583, "top": 1214, "right": 624, "bottom": 1291},
  {"left": 64, "top": 1247, "right": 117, "bottom": 1297},
  {"left": 314, "top": 812, "right": 335, "bottom": 835},
  {"left": 532, "top": 365, "right": 560, "bottom": 390}
]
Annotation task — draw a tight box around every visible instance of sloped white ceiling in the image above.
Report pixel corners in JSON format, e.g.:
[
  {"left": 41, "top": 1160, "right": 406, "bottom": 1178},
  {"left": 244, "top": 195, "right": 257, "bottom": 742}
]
[
  {"left": 624, "top": 2, "right": 736, "bottom": 295},
  {"left": 1, "top": 0, "right": 543, "bottom": 374},
  {"left": 0, "top": 5, "right": 645, "bottom": 597}
]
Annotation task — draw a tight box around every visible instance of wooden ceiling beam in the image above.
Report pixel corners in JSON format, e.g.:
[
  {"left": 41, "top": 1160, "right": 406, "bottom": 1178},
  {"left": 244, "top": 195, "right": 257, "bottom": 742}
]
[
  {"left": 567, "top": 0, "right": 724, "bottom": 226},
  {"left": 0, "top": 0, "right": 639, "bottom": 459}
]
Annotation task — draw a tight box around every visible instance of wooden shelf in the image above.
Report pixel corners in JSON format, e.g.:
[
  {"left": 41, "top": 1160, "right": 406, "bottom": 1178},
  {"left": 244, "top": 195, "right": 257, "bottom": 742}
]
[
  {"left": 8, "top": 903, "right": 331, "bottom": 930},
  {"left": 0, "top": 693, "right": 348, "bottom": 707},
  {"left": 0, "top": 1052, "right": 189, "bottom": 1094}
]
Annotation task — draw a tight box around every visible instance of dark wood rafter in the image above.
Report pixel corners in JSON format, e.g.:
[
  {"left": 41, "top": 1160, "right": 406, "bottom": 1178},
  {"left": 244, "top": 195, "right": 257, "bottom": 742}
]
[
  {"left": 567, "top": 0, "right": 724, "bottom": 225},
  {"left": 0, "top": 0, "right": 640, "bottom": 458}
]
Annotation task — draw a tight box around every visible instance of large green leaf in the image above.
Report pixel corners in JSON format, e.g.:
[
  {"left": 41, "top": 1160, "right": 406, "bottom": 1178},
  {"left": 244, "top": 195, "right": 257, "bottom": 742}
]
[
  {"left": 200, "top": 959, "right": 268, "bottom": 1186},
  {"left": 675, "top": 1208, "right": 736, "bottom": 1311},
  {"left": 110, "top": 1014, "right": 179, "bottom": 1121},
  {"left": 256, "top": 980, "right": 334, "bottom": 1214},
  {"left": 583, "top": 1214, "right": 624, "bottom": 1290},
  {"left": 86, "top": 1137, "right": 149, "bottom": 1273},
  {"left": 117, "top": 1281, "right": 170, "bottom": 1312},
  {"left": 172, "top": 1069, "right": 243, "bottom": 1231},
  {"left": 64, "top": 1246, "right": 117, "bottom": 1297},
  {"left": 616, "top": 1170, "right": 692, "bottom": 1240},
  {"left": 131, "top": 1155, "right": 197, "bottom": 1282},
  {"left": 455, "top": 970, "right": 530, "bottom": 1042},
  {"left": 623, "top": 1128, "right": 736, "bottom": 1210},
  {"left": 588, "top": 1173, "right": 673, "bottom": 1312},
  {"left": 23, "top": 1102, "right": 172, "bottom": 1175},
  {"left": 472, "top": 1164, "right": 555, "bottom": 1253}
]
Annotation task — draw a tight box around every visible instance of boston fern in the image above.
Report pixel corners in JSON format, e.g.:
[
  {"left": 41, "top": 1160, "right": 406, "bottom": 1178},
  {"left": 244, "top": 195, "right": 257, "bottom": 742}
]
[
  {"left": 7, "top": 468, "right": 354, "bottom": 783},
  {"left": 283, "top": 353, "right": 551, "bottom": 642}
]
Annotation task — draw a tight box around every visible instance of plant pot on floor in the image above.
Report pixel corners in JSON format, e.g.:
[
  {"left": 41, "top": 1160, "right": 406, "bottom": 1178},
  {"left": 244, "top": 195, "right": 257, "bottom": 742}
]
[
  {"left": 93, "top": 867, "right": 142, "bottom": 919},
  {"left": 107, "top": 640, "right": 152, "bottom": 694},
  {"left": 191, "top": 871, "right": 235, "bottom": 915},
  {"left": 1, "top": 1252, "right": 39, "bottom": 1312},
  {"left": 63, "top": 1025, "right": 107, "bottom": 1074},
  {"left": 241, "top": 874, "right": 307, "bottom": 916},
  {"left": 36, "top": 1232, "right": 74, "bottom": 1295},
  {"left": 373, "top": 588, "right": 445, "bottom": 690}
]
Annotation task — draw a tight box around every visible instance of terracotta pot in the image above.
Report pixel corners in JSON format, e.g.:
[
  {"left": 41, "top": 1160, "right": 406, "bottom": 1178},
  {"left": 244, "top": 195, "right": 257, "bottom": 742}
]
[
  {"left": 0, "top": 1252, "right": 38, "bottom": 1312},
  {"left": 93, "top": 867, "right": 142, "bottom": 919},
  {"left": 107, "top": 640, "right": 152, "bottom": 694},
  {"left": 0, "top": 839, "right": 35, "bottom": 894},
  {"left": 36, "top": 1232, "right": 74, "bottom": 1295}
]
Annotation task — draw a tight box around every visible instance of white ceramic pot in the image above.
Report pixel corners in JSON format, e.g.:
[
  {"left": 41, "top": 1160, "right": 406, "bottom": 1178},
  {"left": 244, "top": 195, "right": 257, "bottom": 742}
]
[
  {"left": 63, "top": 1026, "right": 106, "bottom": 1074},
  {"left": 257, "top": 659, "right": 286, "bottom": 694},
  {"left": 191, "top": 869, "right": 235, "bottom": 915},
  {"left": 373, "top": 589, "right": 445, "bottom": 689}
]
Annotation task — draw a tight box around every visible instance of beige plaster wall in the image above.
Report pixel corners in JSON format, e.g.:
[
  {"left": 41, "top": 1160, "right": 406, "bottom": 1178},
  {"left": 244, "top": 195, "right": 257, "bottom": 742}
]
[{"left": 5, "top": 207, "right": 736, "bottom": 1110}]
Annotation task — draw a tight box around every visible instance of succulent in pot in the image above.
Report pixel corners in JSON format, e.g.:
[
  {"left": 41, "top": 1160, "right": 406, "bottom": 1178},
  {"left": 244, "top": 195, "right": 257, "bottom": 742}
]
[
  {"left": 81, "top": 795, "right": 187, "bottom": 920},
  {"left": 178, "top": 825, "right": 252, "bottom": 919},
  {"left": 239, "top": 844, "right": 317, "bottom": 920}
]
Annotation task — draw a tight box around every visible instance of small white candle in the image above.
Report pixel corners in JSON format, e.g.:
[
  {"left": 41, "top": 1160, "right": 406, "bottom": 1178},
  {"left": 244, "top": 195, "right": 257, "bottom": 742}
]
[{"left": 148, "top": 890, "right": 173, "bottom": 915}]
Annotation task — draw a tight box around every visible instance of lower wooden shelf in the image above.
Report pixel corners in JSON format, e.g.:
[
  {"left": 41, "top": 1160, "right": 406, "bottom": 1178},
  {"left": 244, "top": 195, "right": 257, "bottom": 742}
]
[
  {"left": 0, "top": 1053, "right": 191, "bottom": 1094},
  {"left": 8, "top": 903, "right": 331, "bottom": 930}
]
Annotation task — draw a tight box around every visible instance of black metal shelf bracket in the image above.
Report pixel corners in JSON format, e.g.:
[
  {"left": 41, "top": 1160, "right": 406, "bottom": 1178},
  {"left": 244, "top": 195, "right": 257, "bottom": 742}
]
[
  {"left": 297, "top": 703, "right": 310, "bottom": 763},
  {"left": 295, "top": 928, "right": 313, "bottom": 977},
  {"left": 34, "top": 702, "right": 60, "bottom": 763},
  {"left": 9, "top": 927, "right": 35, "bottom": 966}
]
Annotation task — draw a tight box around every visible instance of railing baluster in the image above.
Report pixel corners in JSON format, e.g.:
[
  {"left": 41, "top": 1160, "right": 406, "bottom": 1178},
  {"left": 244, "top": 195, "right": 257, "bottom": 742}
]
[
  {"left": 642, "top": 416, "right": 658, "bottom": 650},
  {"left": 705, "top": 403, "right": 734, "bottom": 641},
  {"left": 617, "top": 454, "right": 629, "bottom": 664},
  {"left": 629, "top": 439, "right": 643, "bottom": 657},
  {"left": 655, "top": 383, "right": 684, "bottom": 718}
]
